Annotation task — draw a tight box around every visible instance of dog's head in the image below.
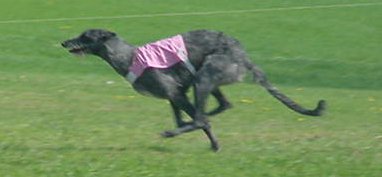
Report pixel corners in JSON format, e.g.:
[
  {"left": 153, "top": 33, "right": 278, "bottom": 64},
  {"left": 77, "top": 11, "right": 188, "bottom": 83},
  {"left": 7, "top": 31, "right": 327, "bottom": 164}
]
[{"left": 62, "top": 29, "right": 116, "bottom": 56}]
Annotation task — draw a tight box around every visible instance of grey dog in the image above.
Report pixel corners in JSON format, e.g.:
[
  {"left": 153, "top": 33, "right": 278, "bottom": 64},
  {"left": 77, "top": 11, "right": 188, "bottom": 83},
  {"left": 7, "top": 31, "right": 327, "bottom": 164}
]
[{"left": 62, "top": 29, "right": 326, "bottom": 151}]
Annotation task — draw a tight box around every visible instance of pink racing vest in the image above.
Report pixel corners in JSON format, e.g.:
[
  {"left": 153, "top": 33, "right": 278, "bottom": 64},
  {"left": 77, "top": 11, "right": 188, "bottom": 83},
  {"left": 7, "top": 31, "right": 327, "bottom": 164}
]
[{"left": 126, "top": 35, "right": 196, "bottom": 83}]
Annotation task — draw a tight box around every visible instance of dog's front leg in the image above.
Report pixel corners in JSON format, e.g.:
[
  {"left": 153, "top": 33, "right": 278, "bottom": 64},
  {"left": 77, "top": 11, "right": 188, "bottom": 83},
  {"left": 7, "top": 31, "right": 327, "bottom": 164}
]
[
  {"left": 169, "top": 100, "right": 193, "bottom": 128},
  {"left": 161, "top": 124, "right": 199, "bottom": 137},
  {"left": 161, "top": 87, "right": 220, "bottom": 151},
  {"left": 161, "top": 92, "right": 197, "bottom": 137}
]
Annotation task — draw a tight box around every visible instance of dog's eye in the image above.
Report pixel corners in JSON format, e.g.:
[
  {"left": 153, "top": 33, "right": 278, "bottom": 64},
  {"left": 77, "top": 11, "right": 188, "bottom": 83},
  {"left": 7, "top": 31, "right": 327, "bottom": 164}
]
[{"left": 80, "top": 35, "right": 94, "bottom": 43}]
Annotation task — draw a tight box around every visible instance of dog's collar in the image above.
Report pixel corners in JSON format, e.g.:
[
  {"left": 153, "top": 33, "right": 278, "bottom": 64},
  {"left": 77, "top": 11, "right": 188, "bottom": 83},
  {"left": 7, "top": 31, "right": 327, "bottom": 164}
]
[{"left": 126, "top": 71, "right": 138, "bottom": 83}]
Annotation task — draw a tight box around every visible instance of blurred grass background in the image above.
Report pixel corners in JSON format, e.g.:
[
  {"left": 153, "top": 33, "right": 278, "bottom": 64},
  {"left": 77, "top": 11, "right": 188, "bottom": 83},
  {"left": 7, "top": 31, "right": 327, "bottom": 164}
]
[{"left": 0, "top": 0, "right": 381, "bottom": 176}]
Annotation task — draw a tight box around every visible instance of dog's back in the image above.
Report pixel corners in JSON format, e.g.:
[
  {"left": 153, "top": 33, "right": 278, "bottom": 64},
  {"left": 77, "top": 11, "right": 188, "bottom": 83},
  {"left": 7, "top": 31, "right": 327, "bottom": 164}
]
[{"left": 181, "top": 30, "right": 245, "bottom": 69}]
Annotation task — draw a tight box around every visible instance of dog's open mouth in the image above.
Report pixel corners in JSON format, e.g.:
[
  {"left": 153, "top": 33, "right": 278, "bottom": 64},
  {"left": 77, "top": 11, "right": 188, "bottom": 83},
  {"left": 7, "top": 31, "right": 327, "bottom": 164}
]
[
  {"left": 69, "top": 47, "right": 86, "bottom": 54},
  {"left": 67, "top": 45, "right": 88, "bottom": 55},
  {"left": 62, "top": 40, "right": 89, "bottom": 55}
]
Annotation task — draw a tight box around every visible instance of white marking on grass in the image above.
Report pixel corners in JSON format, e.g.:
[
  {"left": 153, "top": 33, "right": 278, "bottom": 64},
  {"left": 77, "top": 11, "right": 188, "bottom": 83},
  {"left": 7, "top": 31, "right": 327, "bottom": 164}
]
[
  {"left": 0, "top": 2, "right": 381, "bottom": 24},
  {"left": 106, "top": 80, "right": 115, "bottom": 85}
]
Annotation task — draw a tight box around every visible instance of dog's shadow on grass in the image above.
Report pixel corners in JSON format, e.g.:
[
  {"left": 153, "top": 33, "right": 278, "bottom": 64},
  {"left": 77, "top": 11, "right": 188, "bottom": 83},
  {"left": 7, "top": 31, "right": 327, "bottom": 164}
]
[
  {"left": 147, "top": 145, "right": 174, "bottom": 153},
  {"left": 1, "top": 143, "right": 174, "bottom": 153},
  {"left": 0, "top": 144, "right": 127, "bottom": 152}
]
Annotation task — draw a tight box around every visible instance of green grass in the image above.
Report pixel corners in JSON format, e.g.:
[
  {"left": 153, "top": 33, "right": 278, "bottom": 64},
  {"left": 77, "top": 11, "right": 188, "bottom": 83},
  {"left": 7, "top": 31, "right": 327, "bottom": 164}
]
[{"left": 0, "top": 0, "right": 381, "bottom": 176}]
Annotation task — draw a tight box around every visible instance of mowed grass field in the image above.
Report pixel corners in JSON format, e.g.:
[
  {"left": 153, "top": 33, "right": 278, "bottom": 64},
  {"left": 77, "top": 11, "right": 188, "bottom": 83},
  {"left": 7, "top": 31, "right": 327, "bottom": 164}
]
[{"left": 1, "top": 0, "right": 381, "bottom": 176}]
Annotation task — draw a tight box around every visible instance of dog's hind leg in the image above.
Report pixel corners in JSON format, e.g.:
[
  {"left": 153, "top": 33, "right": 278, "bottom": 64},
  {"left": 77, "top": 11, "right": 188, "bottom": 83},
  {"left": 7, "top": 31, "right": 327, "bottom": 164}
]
[
  {"left": 186, "top": 53, "right": 248, "bottom": 151},
  {"left": 207, "top": 88, "right": 232, "bottom": 116},
  {"left": 192, "top": 75, "right": 222, "bottom": 151},
  {"left": 192, "top": 82, "right": 220, "bottom": 151},
  {"left": 194, "top": 53, "right": 245, "bottom": 120}
]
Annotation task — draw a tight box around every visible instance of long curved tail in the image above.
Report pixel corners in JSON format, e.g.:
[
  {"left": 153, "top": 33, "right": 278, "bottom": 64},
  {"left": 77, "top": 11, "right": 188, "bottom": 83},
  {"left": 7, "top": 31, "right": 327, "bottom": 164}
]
[{"left": 246, "top": 62, "right": 326, "bottom": 116}]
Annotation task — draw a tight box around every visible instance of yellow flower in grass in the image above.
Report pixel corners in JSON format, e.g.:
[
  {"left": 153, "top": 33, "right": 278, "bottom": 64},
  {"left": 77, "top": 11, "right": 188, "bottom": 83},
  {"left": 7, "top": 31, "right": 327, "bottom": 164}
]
[
  {"left": 297, "top": 118, "right": 305, "bottom": 122},
  {"left": 368, "top": 97, "right": 376, "bottom": 102},
  {"left": 113, "top": 95, "right": 135, "bottom": 100},
  {"left": 239, "top": 99, "right": 255, "bottom": 104},
  {"left": 369, "top": 107, "right": 376, "bottom": 111},
  {"left": 261, "top": 107, "right": 271, "bottom": 111},
  {"left": 59, "top": 25, "right": 73, "bottom": 30}
]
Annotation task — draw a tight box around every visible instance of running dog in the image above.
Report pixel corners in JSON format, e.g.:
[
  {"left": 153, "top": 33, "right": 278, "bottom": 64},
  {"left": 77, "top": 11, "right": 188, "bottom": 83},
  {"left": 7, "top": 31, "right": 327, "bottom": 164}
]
[{"left": 62, "top": 29, "right": 326, "bottom": 151}]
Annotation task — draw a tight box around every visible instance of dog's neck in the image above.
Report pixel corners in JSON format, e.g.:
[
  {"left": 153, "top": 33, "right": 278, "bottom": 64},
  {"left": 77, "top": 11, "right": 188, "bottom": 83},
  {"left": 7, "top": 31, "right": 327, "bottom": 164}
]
[{"left": 97, "top": 37, "right": 136, "bottom": 76}]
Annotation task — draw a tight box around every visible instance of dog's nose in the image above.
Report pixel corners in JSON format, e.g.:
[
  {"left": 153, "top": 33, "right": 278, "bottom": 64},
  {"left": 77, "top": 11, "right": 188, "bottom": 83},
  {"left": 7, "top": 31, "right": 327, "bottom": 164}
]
[{"left": 61, "top": 42, "right": 67, "bottom": 47}]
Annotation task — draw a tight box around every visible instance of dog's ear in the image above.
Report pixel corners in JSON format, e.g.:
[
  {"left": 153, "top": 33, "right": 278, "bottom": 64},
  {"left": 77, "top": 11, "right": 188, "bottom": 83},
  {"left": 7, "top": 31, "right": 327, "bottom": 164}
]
[
  {"left": 100, "top": 31, "right": 116, "bottom": 41},
  {"left": 107, "top": 32, "right": 116, "bottom": 38}
]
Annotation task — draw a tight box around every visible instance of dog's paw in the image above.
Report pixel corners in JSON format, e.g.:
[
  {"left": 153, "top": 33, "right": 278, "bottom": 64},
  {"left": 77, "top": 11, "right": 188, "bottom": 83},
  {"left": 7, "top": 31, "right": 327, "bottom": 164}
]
[
  {"left": 211, "top": 143, "right": 220, "bottom": 152},
  {"left": 161, "top": 130, "right": 177, "bottom": 138}
]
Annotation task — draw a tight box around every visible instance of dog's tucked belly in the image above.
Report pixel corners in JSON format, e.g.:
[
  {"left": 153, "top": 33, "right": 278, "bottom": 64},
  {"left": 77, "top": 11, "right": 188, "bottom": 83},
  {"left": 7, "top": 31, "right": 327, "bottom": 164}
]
[{"left": 132, "top": 63, "right": 195, "bottom": 99}]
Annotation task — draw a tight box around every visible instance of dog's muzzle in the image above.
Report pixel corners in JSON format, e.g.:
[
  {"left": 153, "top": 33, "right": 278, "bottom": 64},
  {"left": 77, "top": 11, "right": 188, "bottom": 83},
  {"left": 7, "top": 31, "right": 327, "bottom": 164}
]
[{"left": 62, "top": 40, "right": 88, "bottom": 55}]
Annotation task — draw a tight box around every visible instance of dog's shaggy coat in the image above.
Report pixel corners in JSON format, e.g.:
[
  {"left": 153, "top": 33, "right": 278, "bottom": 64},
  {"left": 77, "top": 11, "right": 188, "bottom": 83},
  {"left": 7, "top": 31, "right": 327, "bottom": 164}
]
[{"left": 62, "top": 29, "right": 326, "bottom": 151}]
